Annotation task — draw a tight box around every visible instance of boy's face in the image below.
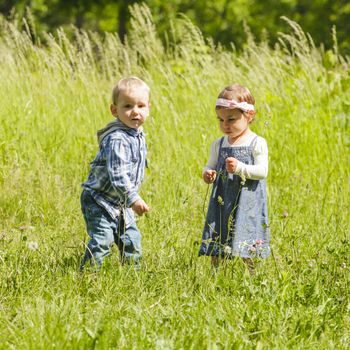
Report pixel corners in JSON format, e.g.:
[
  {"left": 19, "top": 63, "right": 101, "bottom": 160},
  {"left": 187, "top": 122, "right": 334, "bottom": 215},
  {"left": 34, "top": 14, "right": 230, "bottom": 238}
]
[{"left": 110, "top": 88, "right": 150, "bottom": 129}]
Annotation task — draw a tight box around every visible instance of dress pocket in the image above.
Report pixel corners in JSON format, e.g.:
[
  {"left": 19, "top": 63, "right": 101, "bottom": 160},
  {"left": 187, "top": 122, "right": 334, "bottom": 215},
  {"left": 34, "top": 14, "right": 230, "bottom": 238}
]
[{"left": 239, "top": 187, "right": 257, "bottom": 211}]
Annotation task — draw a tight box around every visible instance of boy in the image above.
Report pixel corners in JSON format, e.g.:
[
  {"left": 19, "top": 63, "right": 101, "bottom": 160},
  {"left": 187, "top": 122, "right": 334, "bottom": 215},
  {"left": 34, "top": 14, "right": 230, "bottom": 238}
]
[{"left": 80, "top": 76, "right": 150, "bottom": 270}]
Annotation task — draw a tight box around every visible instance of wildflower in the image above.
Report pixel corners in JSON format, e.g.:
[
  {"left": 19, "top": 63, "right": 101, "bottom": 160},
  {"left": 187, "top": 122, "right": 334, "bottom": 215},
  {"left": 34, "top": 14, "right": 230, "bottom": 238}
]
[
  {"left": 256, "top": 239, "right": 263, "bottom": 245},
  {"left": 282, "top": 210, "right": 289, "bottom": 218},
  {"left": 27, "top": 241, "right": 39, "bottom": 251},
  {"left": 224, "top": 245, "right": 232, "bottom": 255},
  {"left": 19, "top": 225, "right": 35, "bottom": 231},
  {"left": 217, "top": 195, "right": 224, "bottom": 206}
]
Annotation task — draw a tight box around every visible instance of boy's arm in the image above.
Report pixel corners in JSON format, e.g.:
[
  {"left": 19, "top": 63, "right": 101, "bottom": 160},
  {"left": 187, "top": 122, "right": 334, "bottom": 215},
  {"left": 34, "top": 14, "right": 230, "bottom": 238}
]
[{"left": 106, "top": 138, "right": 141, "bottom": 207}]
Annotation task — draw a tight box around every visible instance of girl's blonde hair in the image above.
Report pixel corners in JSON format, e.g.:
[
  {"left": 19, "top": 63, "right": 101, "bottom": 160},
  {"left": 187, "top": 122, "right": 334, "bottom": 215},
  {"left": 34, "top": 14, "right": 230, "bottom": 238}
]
[
  {"left": 112, "top": 76, "right": 150, "bottom": 104},
  {"left": 216, "top": 84, "right": 255, "bottom": 108}
]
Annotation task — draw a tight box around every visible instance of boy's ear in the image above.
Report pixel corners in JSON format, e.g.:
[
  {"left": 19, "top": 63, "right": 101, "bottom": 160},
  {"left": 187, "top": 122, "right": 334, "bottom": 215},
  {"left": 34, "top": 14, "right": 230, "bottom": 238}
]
[{"left": 110, "top": 103, "right": 118, "bottom": 117}]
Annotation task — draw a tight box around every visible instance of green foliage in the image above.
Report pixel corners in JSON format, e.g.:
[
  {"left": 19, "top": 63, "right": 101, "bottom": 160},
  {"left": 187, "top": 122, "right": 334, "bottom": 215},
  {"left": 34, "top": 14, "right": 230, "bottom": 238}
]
[
  {"left": 0, "top": 4, "right": 349, "bottom": 349},
  {"left": 1, "top": 0, "right": 350, "bottom": 54}
]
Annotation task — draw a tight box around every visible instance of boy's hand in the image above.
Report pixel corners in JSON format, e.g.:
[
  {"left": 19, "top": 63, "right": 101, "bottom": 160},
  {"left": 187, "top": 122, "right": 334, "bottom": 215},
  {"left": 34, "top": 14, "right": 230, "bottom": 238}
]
[
  {"left": 225, "top": 157, "right": 238, "bottom": 173},
  {"left": 203, "top": 169, "right": 217, "bottom": 184},
  {"left": 131, "top": 199, "right": 150, "bottom": 216}
]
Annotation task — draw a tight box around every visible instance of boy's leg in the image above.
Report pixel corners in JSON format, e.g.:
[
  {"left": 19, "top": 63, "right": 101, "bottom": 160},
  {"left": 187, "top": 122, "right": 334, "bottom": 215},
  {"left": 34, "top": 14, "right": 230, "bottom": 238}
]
[
  {"left": 116, "top": 220, "right": 142, "bottom": 268},
  {"left": 80, "top": 191, "right": 116, "bottom": 270}
]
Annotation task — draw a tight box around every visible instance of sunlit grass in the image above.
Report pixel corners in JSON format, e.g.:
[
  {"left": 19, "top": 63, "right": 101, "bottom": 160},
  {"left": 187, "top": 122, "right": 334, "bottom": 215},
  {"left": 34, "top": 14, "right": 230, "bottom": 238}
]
[{"left": 0, "top": 4, "right": 349, "bottom": 349}]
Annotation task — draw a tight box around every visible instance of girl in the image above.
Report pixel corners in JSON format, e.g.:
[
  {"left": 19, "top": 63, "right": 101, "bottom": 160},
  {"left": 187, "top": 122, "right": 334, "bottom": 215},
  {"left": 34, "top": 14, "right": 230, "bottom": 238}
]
[{"left": 198, "top": 84, "right": 270, "bottom": 271}]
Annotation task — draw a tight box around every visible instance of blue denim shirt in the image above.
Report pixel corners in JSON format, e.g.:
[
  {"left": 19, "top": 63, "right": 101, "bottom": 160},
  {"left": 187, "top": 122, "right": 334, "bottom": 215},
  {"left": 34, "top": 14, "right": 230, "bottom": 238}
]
[{"left": 82, "top": 119, "right": 147, "bottom": 226}]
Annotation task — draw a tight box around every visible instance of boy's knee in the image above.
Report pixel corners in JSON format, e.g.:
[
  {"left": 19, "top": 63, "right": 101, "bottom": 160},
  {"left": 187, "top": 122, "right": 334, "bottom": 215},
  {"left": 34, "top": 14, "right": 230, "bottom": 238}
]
[
  {"left": 120, "top": 233, "right": 140, "bottom": 253},
  {"left": 118, "top": 224, "right": 142, "bottom": 256}
]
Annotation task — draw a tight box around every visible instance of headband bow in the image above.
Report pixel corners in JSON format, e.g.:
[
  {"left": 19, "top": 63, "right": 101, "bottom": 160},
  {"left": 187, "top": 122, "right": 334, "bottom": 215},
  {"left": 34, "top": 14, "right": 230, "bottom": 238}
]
[{"left": 216, "top": 98, "right": 255, "bottom": 113}]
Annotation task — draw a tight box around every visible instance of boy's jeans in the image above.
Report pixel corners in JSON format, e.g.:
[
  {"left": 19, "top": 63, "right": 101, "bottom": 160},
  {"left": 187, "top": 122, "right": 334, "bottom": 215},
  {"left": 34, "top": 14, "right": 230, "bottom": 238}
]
[{"left": 80, "top": 190, "right": 142, "bottom": 270}]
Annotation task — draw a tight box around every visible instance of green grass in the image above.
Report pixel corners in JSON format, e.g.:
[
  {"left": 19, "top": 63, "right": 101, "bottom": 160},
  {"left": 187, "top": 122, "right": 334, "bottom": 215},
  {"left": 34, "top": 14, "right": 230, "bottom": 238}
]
[{"left": 0, "top": 5, "right": 349, "bottom": 349}]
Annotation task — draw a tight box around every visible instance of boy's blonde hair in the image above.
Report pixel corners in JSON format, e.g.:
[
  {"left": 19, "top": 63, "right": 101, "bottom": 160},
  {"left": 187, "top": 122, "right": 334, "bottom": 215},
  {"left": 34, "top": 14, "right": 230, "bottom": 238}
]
[
  {"left": 216, "top": 84, "right": 255, "bottom": 108},
  {"left": 112, "top": 76, "right": 150, "bottom": 104}
]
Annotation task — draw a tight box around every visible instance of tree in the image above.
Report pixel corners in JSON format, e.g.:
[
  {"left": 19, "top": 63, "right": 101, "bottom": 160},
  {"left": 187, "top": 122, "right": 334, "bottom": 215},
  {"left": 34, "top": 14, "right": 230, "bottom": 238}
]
[{"left": 0, "top": 0, "right": 349, "bottom": 54}]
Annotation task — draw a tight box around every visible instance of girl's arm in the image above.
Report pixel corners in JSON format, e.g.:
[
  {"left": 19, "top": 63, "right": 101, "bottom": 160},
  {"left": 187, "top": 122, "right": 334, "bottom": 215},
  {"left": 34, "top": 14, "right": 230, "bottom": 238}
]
[
  {"left": 202, "top": 139, "right": 219, "bottom": 174},
  {"left": 234, "top": 137, "right": 268, "bottom": 180},
  {"left": 202, "top": 140, "right": 220, "bottom": 183}
]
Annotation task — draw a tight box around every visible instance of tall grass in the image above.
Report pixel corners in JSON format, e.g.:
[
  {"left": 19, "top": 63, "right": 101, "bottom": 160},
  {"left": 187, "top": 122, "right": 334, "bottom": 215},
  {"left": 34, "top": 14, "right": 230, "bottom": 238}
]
[{"left": 0, "top": 3, "right": 349, "bottom": 349}]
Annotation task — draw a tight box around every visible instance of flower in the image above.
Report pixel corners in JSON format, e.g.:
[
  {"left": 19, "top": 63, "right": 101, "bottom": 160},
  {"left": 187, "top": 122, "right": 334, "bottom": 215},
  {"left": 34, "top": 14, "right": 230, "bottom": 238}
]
[
  {"left": 19, "top": 225, "right": 35, "bottom": 231},
  {"left": 217, "top": 195, "right": 224, "bottom": 206},
  {"left": 224, "top": 245, "right": 232, "bottom": 255},
  {"left": 27, "top": 241, "right": 39, "bottom": 251}
]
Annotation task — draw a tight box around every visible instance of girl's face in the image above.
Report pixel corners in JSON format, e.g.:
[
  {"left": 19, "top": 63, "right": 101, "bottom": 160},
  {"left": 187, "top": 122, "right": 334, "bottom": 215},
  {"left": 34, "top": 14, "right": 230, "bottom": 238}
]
[{"left": 216, "top": 108, "right": 252, "bottom": 140}]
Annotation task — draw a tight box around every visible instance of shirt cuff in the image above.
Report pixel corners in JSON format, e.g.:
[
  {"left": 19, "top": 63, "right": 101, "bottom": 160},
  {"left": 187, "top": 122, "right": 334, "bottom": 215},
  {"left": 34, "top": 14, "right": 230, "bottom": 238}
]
[
  {"left": 234, "top": 161, "right": 244, "bottom": 178},
  {"left": 202, "top": 166, "right": 213, "bottom": 176},
  {"left": 127, "top": 193, "right": 141, "bottom": 207}
]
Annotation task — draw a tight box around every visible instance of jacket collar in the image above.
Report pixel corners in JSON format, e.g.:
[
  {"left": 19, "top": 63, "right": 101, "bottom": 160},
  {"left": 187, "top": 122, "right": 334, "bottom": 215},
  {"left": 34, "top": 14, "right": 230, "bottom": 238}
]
[{"left": 97, "top": 119, "right": 143, "bottom": 145}]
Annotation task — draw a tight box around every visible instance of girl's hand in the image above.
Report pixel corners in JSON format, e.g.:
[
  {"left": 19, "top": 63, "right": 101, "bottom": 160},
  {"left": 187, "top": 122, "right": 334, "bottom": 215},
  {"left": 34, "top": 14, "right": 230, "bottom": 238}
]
[
  {"left": 225, "top": 157, "right": 238, "bottom": 173},
  {"left": 203, "top": 169, "right": 217, "bottom": 184}
]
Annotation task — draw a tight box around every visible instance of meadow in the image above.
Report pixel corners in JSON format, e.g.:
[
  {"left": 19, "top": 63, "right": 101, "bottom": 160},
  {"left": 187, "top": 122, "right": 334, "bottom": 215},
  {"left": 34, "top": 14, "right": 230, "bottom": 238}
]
[{"left": 0, "top": 4, "right": 349, "bottom": 349}]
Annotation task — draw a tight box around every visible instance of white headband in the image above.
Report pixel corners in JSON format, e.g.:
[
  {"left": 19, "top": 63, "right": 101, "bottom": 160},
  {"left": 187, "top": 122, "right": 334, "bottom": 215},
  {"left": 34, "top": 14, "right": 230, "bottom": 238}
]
[{"left": 216, "top": 98, "right": 255, "bottom": 112}]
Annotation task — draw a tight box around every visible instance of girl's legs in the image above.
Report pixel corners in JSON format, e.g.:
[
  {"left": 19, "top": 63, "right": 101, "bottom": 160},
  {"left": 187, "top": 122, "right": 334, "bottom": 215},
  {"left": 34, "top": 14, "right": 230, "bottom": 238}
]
[
  {"left": 211, "top": 256, "right": 219, "bottom": 271},
  {"left": 243, "top": 257, "right": 254, "bottom": 275},
  {"left": 211, "top": 256, "right": 255, "bottom": 274}
]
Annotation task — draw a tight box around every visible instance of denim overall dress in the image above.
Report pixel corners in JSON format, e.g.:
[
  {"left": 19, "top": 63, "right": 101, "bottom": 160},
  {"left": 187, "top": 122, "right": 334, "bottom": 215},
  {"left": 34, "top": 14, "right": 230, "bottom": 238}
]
[{"left": 198, "top": 136, "right": 270, "bottom": 258}]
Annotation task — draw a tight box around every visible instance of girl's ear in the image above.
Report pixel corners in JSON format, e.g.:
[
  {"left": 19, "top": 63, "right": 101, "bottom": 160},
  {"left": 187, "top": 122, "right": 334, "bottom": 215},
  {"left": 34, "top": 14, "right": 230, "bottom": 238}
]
[
  {"left": 110, "top": 103, "right": 118, "bottom": 117},
  {"left": 245, "top": 110, "right": 256, "bottom": 123}
]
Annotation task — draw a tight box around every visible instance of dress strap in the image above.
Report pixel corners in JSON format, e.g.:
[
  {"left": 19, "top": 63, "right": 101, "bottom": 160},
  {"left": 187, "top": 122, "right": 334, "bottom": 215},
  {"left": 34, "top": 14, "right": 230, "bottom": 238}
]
[
  {"left": 218, "top": 136, "right": 225, "bottom": 151},
  {"left": 249, "top": 135, "right": 258, "bottom": 147}
]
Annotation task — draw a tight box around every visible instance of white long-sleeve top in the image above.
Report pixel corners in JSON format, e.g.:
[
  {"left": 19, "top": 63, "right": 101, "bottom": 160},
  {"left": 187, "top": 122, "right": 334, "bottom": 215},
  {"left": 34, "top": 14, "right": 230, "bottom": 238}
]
[{"left": 203, "top": 131, "right": 268, "bottom": 180}]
